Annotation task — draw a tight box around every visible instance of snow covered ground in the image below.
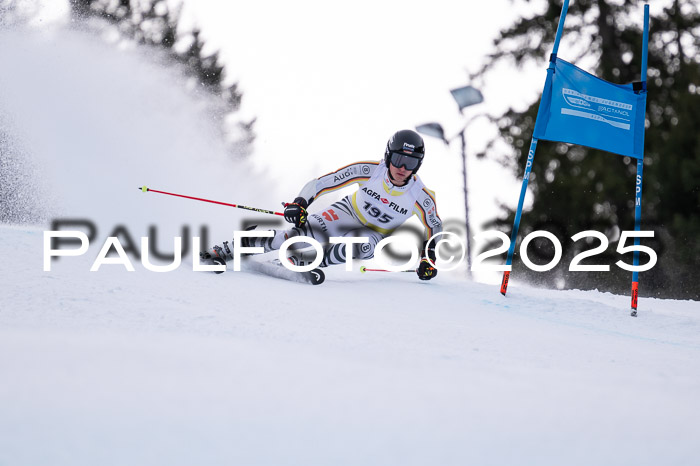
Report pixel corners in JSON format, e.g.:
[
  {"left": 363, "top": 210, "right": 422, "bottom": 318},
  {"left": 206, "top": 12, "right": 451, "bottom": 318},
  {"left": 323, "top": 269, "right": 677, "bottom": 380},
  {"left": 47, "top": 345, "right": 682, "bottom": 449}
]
[
  {"left": 2, "top": 224, "right": 700, "bottom": 466},
  {"left": 1, "top": 21, "right": 699, "bottom": 466}
]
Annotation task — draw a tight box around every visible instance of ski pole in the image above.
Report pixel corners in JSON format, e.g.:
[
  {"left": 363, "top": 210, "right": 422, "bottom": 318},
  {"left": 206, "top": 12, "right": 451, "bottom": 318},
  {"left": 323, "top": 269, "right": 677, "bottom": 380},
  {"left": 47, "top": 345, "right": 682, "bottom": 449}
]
[
  {"left": 139, "top": 186, "right": 285, "bottom": 217},
  {"left": 360, "top": 266, "right": 416, "bottom": 273}
]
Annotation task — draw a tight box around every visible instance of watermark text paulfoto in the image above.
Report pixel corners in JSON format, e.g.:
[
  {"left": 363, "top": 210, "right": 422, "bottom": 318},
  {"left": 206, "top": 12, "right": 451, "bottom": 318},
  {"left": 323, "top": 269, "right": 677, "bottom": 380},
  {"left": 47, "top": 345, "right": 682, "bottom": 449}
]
[{"left": 43, "top": 222, "right": 658, "bottom": 273}]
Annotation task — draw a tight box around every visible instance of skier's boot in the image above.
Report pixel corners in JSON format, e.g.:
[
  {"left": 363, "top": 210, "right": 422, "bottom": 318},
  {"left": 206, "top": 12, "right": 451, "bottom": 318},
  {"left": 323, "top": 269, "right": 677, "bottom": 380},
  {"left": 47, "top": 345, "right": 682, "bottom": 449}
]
[
  {"left": 239, "top": 225, "right": 263, "bottom": 249},
  {"left": 199, "top": 241, "right": 233, "bottom": 274}
]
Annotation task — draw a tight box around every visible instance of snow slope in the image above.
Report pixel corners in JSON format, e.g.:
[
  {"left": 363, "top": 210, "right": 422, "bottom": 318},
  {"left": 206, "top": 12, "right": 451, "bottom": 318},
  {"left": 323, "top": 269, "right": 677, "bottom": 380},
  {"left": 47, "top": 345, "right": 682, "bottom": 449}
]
[
  {"left": 2, "top": 224, "right": 700, "bottom": 466},
  {"left": 1, "top": 21, "right": 700, "bottom": 466}
]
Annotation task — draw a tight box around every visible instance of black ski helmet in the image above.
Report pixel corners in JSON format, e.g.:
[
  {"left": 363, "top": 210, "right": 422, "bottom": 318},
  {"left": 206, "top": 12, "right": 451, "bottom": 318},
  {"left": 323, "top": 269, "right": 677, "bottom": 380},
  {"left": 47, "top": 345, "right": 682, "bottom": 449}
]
[{"left": 384, "top": 129, "right": 425, "bottom": 174}]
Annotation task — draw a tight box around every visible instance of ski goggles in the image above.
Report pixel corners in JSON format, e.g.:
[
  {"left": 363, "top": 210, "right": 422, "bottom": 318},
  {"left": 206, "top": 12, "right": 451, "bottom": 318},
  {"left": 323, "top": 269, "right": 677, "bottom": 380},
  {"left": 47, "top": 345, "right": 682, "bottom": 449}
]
[{"left": 388, "top": 151, "right": 422, "bottom": 171}]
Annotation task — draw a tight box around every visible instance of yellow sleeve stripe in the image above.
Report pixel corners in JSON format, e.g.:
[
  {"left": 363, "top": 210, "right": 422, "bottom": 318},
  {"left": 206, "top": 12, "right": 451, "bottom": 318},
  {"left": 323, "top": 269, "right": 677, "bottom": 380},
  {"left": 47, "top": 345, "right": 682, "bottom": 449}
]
[
  {"left": 421, "top": 188, "right": 441, "bottom": 221},
  {"left": 422, "top": 188, "right": 437, "bottom": 205},
  {"left": 316, "top": 177, "right": 370, "bottom": 197},
  {"left": 319, "top": 161, "right": 380, "bottom": 179},
  {"left": 414, "top": 202, "right": 433, "bottom": 239}
]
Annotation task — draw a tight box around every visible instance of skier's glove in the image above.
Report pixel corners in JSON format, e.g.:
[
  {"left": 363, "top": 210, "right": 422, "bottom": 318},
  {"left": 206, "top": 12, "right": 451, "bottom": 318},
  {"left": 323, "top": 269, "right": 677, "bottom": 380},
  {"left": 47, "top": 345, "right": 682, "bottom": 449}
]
[
  {"left": 284, "top": 197, "right": 308, "bottom": 228},
  {"left": 417, "top": 240, "right": 437, "bottom": 281}
]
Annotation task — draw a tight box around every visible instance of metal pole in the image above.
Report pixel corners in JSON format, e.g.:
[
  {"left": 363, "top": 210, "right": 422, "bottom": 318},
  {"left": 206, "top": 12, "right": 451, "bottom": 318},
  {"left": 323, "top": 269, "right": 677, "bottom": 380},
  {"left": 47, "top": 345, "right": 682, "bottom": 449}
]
[{"left": 460, "top": 131, "right": 472, "bottom": 278}]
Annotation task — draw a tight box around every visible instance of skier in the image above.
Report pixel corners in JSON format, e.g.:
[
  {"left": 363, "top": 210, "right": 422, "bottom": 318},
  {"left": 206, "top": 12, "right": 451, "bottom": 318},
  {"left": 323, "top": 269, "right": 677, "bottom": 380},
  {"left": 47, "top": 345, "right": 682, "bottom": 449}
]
[{"left": 203, "top": 129, "right": 442, "bottom": 281}]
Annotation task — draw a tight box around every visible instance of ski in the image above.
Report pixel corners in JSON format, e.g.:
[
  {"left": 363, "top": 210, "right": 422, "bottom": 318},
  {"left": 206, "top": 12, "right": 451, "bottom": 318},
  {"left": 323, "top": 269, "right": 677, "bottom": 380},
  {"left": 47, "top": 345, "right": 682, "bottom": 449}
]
[
  {"left": 199, "top": 250, "right": 325, "bottom": 285},
  {"left": 243, "top": 259, "right": 325, "bottom": 285}
]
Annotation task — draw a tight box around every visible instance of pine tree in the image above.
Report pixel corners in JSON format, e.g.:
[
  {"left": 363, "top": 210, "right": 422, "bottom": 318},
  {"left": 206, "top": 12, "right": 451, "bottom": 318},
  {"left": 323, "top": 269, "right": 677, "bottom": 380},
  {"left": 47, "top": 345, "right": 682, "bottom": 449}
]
[{"left": 478, "top": 0, "right": 700, "bottom": 299}]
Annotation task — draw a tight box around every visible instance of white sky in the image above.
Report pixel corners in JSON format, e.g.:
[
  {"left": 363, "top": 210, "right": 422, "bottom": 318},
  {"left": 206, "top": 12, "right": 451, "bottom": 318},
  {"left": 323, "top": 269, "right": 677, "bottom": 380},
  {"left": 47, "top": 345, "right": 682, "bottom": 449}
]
[
  {"left": 174, "top": 0, "right": 546, "bottom": 232},
  {"left": 173, "top": 0, "right": 659, "bottom": 284},
  {"left": 172, "top": 0, "right": 661, "bottom": 226}
]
